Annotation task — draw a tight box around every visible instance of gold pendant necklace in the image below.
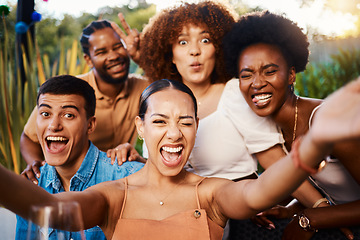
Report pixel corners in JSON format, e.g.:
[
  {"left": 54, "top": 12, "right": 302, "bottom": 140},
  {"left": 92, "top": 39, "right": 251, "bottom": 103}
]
[
  {"left": 292, "top": 96, "right": 299, "bottom": 144},
  {"left": 152, "top": 173, "right": 186, "bottom": 206}
]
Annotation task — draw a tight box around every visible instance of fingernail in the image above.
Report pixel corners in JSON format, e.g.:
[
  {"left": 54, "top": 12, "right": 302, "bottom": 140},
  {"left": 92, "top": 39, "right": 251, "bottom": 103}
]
[
  {"left": 269, "top": 224, "right": 275, "bottom": 229},
  {"left": 33, "top": 180, "right": 38, "bottom": 185},
  {"left": 36, "top": 173, "right": 40, "bottom": 178}
]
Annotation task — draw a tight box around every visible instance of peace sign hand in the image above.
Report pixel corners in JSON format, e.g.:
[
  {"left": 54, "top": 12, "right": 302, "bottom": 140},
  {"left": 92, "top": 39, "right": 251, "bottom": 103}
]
[{"left": 111, "top": 13, "right": 141, "bottom": 64}]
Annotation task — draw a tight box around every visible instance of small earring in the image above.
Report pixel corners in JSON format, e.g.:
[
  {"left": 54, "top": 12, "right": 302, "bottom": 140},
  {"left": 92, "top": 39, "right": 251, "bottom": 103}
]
[
  {"left": 138, "top": 135, "right": 143, "bottom": 141},
  {"left": 290, "top": 83, "right": 295, "bottom": 92}
]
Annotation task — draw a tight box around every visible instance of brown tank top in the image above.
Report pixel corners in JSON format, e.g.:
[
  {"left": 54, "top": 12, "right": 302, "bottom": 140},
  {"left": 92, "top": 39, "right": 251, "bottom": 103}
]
[{"left": 111, "top": 177, "right": 224, "bottom": 240}]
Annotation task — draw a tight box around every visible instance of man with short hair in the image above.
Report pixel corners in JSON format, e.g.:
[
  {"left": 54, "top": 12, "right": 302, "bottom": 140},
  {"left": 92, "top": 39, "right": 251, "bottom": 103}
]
[
  {"left": 20, "top": 19, "right": 148, "bottom": 180},
  {"left": 15, "top": 75, "right": 144, "bottom": 240}
]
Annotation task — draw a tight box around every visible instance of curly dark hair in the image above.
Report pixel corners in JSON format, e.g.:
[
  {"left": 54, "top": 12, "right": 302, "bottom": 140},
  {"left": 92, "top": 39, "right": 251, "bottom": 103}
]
[
  {"left": 139, "top": 0, "right": 237, "bottom": 84},
  {"left": 223, "top": 11, "right": 309, "bottom": 78}
]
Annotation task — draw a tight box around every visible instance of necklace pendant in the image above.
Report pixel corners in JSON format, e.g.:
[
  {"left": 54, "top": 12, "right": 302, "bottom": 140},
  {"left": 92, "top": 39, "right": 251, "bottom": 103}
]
[{"left": 160, "top": 201, "right": 164, "bottom": 206}]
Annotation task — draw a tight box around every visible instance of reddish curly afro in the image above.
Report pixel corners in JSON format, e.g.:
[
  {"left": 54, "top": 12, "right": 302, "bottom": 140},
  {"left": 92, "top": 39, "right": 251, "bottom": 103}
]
[{"left": 139, "top": 0, "right": 237, "bottom": 84}]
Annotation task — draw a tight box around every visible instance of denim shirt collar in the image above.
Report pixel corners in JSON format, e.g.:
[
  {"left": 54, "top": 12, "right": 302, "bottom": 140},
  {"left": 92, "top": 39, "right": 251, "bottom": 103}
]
[{"left": 43, "top": 142, "right": 99, "bottom": 191}]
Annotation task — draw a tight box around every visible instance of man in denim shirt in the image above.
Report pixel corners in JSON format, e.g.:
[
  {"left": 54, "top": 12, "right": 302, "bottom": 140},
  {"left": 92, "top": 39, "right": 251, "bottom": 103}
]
[{"left": 16, "top": 75, "right": 144, "bottom": 240}]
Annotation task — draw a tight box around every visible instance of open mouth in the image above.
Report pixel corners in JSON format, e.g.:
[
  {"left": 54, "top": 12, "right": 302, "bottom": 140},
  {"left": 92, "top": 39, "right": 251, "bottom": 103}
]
[
  {"left": 46, "top": 136, "right": 69, "bottom": 152},
  {"left": 252, "top": 93, "right": 272, "bottom": 104},
  {"left": 106, "top": 61, "right": 125, "bottom": 70},
  {"left": 106, "top": 56, "right": 128, "bottom": 70},
  {"left": 160, "top": 146, "right": 183, "bottom": 167}
]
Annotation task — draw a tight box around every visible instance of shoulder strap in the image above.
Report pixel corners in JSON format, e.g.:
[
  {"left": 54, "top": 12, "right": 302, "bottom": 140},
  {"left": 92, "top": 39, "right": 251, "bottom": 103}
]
[
  {"left": 119, "top": 177, "right": 128, "bottom": 219},
  {"left": 195, "top": 177, "right": 206, "bottom": 209}
]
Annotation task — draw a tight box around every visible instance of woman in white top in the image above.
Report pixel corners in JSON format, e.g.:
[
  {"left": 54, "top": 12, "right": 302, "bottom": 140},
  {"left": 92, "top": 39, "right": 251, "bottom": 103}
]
[{"left": 223, "top": 10, "right": 360, "bottom": 239}]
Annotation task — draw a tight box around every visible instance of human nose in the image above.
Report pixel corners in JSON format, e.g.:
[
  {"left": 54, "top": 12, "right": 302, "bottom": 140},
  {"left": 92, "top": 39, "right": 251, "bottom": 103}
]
[
  {"left": 189, "top": 42, "right": 200, "bottom": 56},
  {"left": 48, "top": 117, "right": 62, "bottom": 131},
  {"left": 251, "top": 73, "right": 266, "bottom": 89},
  {"left": 107, "top": 50, "right": 120, "bottom": 60},
  {"left": 166, "top": 124, "right": 182, "bottom": 141}
]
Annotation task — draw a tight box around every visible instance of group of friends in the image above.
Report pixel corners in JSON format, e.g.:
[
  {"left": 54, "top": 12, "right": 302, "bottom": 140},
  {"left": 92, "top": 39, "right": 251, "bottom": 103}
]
[{"left": 0, "top": 1, "right": 359, "bottom": 240}]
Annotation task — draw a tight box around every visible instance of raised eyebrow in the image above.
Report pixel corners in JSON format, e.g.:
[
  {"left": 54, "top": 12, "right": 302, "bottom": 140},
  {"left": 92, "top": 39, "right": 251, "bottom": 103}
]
[
  {"left": 178, "top": 30, "right": 210, "bottom": 37},
  {"left": 38, "top": 103, "right": 51, "bottom": 109},
  {"left": 200, "top": 30, "right": 210, "bottom": 35},
  {"left": 62, "top": 105, "right": 79, "bottom": 112}
]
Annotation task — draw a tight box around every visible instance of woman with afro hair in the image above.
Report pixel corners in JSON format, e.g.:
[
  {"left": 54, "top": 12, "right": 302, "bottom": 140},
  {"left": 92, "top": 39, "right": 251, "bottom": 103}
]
[
  {"left": 223, "top": 10, "right": 360, "bottom": 240},
  {"left": 137, "top": 1, "right": 288, "bottom": 184}
]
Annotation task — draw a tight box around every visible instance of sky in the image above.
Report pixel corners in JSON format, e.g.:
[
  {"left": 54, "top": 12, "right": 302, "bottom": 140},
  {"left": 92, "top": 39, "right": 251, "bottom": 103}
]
[{"left": 1, "top": 0, "right": 358, "bottom": 37}]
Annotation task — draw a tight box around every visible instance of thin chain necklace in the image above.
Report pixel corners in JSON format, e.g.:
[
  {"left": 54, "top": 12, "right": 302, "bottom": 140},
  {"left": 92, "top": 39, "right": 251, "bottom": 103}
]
[
  {"left": 292, "top": 96, "right": 299, "bottom": 144},
  {"left": 196, "top": 84, "right": 212, "bottom": 107},
  {"left": 151, "top": 173, "right": 186, "bottom": 206}
]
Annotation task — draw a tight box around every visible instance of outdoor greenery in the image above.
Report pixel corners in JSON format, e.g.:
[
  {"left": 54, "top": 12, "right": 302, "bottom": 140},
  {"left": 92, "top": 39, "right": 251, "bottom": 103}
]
[
  {"left": 296, "top": 48, "right": 360, "bottom": 98},
  {"left": 0, "top": 17, "right": 89, "bottom": 173},
  {"left": 0, "top": 2, "right": 359, "bottom": 173}
]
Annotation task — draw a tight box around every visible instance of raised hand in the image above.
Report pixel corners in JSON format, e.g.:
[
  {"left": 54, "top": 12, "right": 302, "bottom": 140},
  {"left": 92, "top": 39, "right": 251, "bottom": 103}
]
[
  {"left": 106, "top": 142, "right": 146, "bottom": 165},
  {"left": 310, "top": 77, "right": 360, "bottom": 146},
  {"left": 111, "top": 13, "right": 141, "bottom": 64},
  {"left": 20, "top": 160, "right": 45, "bottom": 184}
]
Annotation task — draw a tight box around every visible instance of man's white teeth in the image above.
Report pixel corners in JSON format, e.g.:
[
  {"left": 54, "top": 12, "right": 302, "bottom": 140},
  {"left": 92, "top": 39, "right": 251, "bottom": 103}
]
[
  {"left": 162, "top": 146, "right": 183, "bottom": 153},
  {"left": 46, "top": 136, "right": 67, "bottom": 141}
]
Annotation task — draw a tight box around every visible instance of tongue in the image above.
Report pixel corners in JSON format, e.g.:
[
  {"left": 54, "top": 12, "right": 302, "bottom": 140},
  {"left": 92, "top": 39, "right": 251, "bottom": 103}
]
[
  {"left": 162, "top": 151, "right": 179, "bottom": 162},
  {"left": 49, "top": 141, "right": 66, "bottom": 151},
  {"left": 252, "top": 97, "right": 259, "bottom": 103}
]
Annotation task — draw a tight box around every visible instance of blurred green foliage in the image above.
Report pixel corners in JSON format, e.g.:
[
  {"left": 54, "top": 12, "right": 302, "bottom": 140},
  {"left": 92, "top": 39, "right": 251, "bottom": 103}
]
[
  {"left": 296, "top": 48, "right": 360, "bottom": 98},
  {"left": 0, "top": 19, "right": 89, "bottom": 174}
]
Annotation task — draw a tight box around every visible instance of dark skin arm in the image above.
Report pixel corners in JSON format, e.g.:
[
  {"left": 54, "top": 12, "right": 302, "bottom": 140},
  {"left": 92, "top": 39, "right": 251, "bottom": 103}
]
[
  {"left": 254, "top": 144, "right": 329, "bottom": 229},
  {"left": 282, "top": 200, "right": 360, "bottom": 240},
  {"left": 20, "top": 132, "right": 44, "bottom": 183}
]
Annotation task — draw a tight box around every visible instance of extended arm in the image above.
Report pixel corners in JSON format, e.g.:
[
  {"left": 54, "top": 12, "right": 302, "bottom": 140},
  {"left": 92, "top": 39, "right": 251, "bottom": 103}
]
[
  {"left": 0, "top": 165, "right": 108, "bottom": 231},
  {"left": 256, "top": 145, "right": 328, "bottom": 209},
  {"left": 215, "top": 78, "right": 360, "bottom": 220}
]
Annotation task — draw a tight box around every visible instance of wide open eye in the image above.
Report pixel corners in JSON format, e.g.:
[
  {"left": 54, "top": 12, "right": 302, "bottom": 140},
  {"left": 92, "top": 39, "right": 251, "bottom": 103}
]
[
  {"left": 201, "top": 38, "right": 210, "bottom": 44},
  {"left": 179, "top": 40, "right": 187, "bottom": 45},
  {"left": 64, "top": 113, "right": 75, "bottom": 119},
  {"left": 40, "top": 111, "right": 50, "bottom": 117}
]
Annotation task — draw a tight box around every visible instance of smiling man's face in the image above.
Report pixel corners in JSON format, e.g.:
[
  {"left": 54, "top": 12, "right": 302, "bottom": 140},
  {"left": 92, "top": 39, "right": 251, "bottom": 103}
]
[
  {"left": 36, "top": 93, "right": 95, "bottom": 169},
  {"left": 85, "top": 27, "right": 130, "bottom": 85}
]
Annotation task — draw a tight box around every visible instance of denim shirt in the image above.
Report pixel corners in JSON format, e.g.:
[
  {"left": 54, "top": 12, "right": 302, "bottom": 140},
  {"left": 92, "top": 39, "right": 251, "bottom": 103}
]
[{"left": 16, "top": 142, "right": 144, "bottom": 240}]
